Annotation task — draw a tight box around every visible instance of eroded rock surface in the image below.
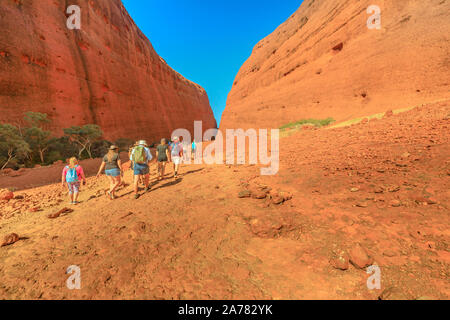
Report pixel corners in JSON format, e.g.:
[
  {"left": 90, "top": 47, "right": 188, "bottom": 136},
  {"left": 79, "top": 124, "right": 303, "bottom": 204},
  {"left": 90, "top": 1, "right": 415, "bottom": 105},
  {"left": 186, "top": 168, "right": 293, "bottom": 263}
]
[{"left": 0, "top": 0, "right": 216, "bottom": 142}]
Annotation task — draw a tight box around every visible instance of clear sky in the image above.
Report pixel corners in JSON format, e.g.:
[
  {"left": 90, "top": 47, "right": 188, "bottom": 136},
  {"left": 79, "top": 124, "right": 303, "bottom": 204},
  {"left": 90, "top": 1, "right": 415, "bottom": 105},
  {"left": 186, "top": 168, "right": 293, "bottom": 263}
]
[{"left": 122, "top": 0, "right": 303, "bottom": 125}]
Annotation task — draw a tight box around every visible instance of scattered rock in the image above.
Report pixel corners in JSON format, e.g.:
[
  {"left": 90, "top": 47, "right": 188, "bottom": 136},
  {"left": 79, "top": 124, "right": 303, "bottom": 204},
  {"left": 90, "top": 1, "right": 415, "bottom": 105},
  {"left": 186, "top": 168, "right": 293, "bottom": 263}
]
[
  {"left": 0, "top": 189, "right": 14, "bottom": 201},
  {"left": 238, "top": 190, "right": 251, "bottom": 198},
  {"left": 374, "top": 186, "right": 385, "bottom": 194},
  {"left": 251, "top": 189, "right": 267, "bottom": 199},
  {"left": 268, "top": 191, "right": 292, "bottom": 205},
  {"left": 1, "top": 233, "right": 20, "bottom": 247},
  {"left": 271, "top": 195, "right": 285, "bottom": 205},
  {"left": 379, "top": 287, "right": 408, "bottom": 300},
  {"left": 401, "top": 152, "right": 411, "bottom": 159},
  {"left": 383, "top": 249, "right": 397, "bottom": 257},
  {"left": 390, "top": 200, "right": 402, "bottom": 207},
  {"left": 413, "top": 195, "right": 437, "bottom": 205},
  {"left": 349, "top": 244, "right": 373, "bottom": 269},
  {"left": 384, "top": 110, "right": 394, "bottom": 118},
  {"left": 356, "top": 202, "right": 369, "bottom": 208},
  {"left": 350, "top": 187, "right": 360, "bottom": 192},
  {"left": 387, "top": 185, "right": 401, "bottom": 193},
  {"left": 48, "top": 207, "right": 74, "bottom": 219},
  {"left": 1, "top": 168, "right": 14, "bottom": 175},
  {"left": 330, "top": 249, "right": 350, "bottom": 270}
]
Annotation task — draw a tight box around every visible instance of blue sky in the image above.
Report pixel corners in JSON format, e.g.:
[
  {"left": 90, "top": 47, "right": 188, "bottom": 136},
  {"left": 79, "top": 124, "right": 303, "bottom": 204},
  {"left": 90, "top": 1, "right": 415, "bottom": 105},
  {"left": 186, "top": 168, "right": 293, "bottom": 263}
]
[{"left": 122, "top": 0, "right": 303, "bottom": 124}]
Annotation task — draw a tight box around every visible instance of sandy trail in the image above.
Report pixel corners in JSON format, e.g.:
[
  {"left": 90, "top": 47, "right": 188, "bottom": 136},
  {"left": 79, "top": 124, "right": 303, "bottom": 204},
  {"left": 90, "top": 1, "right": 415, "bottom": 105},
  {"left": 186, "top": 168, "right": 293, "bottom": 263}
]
[{"left": 0, "top": 101, "right": 449, "bottom": 300}]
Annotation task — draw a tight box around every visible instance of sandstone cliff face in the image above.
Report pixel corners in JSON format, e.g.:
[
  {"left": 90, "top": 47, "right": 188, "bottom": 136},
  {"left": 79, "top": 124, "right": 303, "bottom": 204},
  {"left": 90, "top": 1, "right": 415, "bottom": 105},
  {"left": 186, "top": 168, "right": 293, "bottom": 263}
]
[
  {"left": 0, "top": 0, "right": 216, "bottom": 142},
  {"left": 221, "top": 0, "right": 450, "bottom": 129}
]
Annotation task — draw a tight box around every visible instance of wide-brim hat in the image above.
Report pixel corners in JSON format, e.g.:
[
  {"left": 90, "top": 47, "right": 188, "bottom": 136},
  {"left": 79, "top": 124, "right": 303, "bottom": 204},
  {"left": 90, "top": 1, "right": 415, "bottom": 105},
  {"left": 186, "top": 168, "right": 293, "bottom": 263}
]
[
  {"left": 138, "top": 140, "right": 148, "bottom": 146},
  {"left": 109, "top": 145, "right": 119, "bottom": 150}
]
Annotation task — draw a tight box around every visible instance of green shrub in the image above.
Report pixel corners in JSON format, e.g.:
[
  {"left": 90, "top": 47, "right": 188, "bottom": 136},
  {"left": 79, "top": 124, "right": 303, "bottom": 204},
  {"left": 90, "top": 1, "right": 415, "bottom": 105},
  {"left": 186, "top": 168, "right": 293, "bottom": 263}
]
[{"left": 280, "top": 117, "right": 335, "bottom": 130}]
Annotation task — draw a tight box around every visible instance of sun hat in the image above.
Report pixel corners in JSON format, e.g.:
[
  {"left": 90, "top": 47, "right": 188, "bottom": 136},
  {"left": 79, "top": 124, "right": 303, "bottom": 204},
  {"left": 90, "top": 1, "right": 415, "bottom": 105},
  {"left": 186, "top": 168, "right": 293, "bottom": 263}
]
[
  {"left": 138, "top": 140, "right": 148, "bottom": 146},
  {"left": 109, "top": 145, "right": 119, "bottom": 150}
]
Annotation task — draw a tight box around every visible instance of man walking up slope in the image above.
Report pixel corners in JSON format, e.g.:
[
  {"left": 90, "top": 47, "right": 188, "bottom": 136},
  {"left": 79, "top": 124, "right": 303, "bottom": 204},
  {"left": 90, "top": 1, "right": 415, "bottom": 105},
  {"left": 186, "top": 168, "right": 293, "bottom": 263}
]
[{"left": 130, "top": 140, "right": 153, "bottom": 199}]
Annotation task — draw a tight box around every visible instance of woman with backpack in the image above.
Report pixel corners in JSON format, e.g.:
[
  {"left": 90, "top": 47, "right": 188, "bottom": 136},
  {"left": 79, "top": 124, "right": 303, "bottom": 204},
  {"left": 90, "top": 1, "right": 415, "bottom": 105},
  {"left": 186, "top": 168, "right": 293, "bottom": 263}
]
[
  {"left": 96, "top": 145, "right": 123, "bottom": 200},
  {"left": 129, "top": 140, "right": 153, "bottom": 199},
  {"left": 61, "top": 157, "right": 87, "bottom": 205}
]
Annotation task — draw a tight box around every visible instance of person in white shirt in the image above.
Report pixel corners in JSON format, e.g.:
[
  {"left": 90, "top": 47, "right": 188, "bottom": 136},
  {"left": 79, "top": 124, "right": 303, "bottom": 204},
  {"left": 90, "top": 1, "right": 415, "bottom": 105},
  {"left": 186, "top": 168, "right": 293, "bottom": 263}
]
[{"left": 170, "top": 136, "right": 183, "bottom": 179}]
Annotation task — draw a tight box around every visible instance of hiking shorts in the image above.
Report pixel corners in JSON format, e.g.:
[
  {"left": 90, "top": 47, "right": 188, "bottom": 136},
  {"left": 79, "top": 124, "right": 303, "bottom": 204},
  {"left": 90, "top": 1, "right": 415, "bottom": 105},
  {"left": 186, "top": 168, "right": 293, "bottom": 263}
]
[
  {"left": 134, "top": 163, "right": 149, "bottom": 176},
  {"left": 67, "top": 181, "right": 80, "bottom": 194},
  {"left": 106, "top": 168, "right": 121, "bottom": 177},
  {"left": 172, "top": 156, "right": 182, "bottom": 165}
]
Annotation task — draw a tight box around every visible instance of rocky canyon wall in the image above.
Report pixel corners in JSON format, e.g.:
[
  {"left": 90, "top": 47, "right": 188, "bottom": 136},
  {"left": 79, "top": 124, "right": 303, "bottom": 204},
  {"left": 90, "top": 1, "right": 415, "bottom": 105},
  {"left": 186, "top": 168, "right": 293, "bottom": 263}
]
[
  {"left": 0, "top": 0, "right": 216, "bottom": 143},
  {"left": 221, "top": 0, "right": 450, "bottom": 130}
]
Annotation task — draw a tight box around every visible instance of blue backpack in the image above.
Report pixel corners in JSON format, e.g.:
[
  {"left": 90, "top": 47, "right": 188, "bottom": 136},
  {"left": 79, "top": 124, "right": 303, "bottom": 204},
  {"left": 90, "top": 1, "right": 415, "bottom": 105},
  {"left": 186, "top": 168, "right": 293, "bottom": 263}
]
[{"left": 66, "top": 165, "right": 79, "bottom": 183}]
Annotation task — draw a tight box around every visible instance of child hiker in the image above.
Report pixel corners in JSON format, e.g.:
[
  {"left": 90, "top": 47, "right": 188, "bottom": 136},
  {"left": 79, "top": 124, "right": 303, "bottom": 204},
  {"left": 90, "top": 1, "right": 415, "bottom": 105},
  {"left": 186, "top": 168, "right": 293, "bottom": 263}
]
[{"left": 62, "top": 157, "right": 87, "bottom": 205}]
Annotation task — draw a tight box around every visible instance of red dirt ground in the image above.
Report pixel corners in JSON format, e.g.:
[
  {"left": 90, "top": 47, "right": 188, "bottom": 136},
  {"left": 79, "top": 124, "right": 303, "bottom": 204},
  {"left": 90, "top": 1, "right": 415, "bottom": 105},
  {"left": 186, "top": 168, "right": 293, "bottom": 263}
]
[{"left": 0, "top": 101, "right": 448, "bottom": 300}]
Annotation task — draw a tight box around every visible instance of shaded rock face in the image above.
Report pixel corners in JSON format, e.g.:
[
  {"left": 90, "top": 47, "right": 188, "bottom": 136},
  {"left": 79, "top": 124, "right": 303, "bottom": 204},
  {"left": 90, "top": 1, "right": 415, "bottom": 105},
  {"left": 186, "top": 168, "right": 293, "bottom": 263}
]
[
  {"left": 221, "top": 0, "right": 450, "bottom": 129},
  {"left": 0, "top": 0, "right": 216, "bottom": 142}
]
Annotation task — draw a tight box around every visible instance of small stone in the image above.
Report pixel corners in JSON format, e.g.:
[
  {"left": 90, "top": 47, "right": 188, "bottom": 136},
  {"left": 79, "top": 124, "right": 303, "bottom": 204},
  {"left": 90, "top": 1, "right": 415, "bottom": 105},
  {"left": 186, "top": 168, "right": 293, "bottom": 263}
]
[
  {"left": 383, "top": 249, "right": 397, "bottom": 257},
  {"left": 271, "top": 194, "right": 285, "bottom": 205},
  {"left": 390, "top": 200, "right": 402, "bottom": 207},
  {"left": 387, "top": 185, "right": 401, "bottom": 193},
  {"left": 0, "top": 189, "right": 14, "bottom": 201},
  {"left": 1, "top": 233, "right": 20, "bottom": 247},
  {"left": 350, "top": 187, "right": 360, "bottom": 193},
  {"left": 48, "top": 207, "right": 73, "bottom": 219},
  {"left": 349, "top": 244, "right": 373, "bottom": 269},
  {"left": 374, "top": 186, "right": 385, "bottom": 194},
  {"left": 251, "top": 190, "right": 267, "bottom": 200},
  {"left": 238, "top": 190, "right": 251, "bottom": 198},
  {"left": 384, "top": 110, "right": 394, "bottom": 118},
  {"left": 330, "top": 250, "right": 350, "bottom": 271},
  {"left": 356, "top": 202, "right": 369, "bottom": 208},
  {"left": 401, "top": 152, "right": 411, "bottom": 159}
]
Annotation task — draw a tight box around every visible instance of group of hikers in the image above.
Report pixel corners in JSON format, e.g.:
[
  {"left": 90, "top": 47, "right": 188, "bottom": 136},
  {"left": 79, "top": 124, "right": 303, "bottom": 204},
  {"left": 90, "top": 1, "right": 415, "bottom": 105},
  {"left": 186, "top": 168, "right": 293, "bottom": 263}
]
[{"left": 61, "top": 136, "right": 198, "bottom": 204}]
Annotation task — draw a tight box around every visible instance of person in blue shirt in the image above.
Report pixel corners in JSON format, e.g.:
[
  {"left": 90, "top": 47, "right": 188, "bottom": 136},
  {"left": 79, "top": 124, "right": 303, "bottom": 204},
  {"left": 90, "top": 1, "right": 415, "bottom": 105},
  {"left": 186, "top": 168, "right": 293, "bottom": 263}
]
[{"left": 191, "top": 140, "right": 197, "bottom": 161}]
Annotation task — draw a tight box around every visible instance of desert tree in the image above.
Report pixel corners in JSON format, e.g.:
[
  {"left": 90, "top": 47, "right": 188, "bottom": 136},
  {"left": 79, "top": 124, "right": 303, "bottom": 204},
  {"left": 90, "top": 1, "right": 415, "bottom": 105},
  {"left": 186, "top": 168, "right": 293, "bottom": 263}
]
[
  {"left": 23, "top": 112, "right": 53, "bottom": 163},
  {"left": 63, "top": 124, "right": 103, "bottom": 159},
  {"left": 0, "top": 124, "right": 31, "bottom": 170}
]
